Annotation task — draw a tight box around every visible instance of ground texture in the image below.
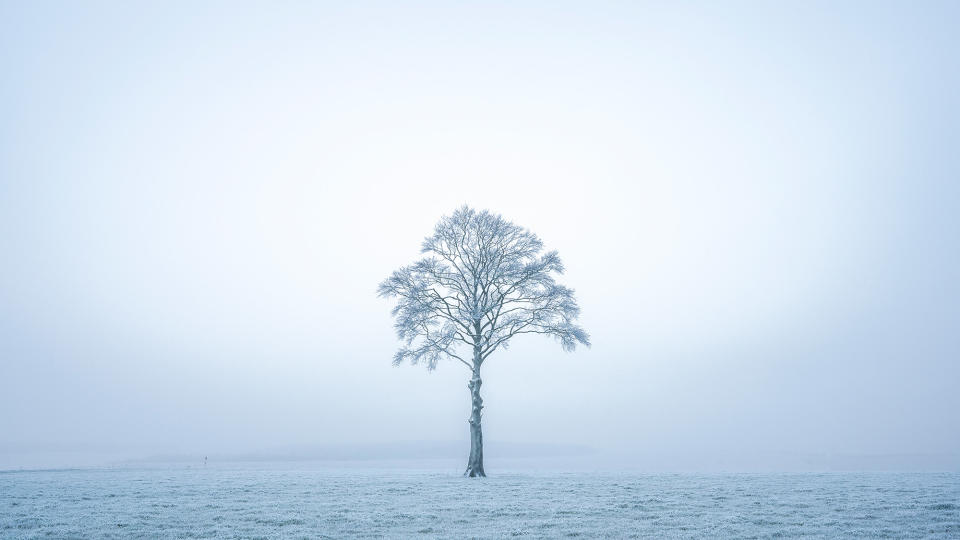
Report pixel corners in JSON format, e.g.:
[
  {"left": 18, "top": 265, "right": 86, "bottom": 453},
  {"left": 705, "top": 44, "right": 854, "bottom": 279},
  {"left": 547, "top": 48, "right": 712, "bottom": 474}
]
[{"left": 1, "top": 467, "right": 958, "bottom": 538}]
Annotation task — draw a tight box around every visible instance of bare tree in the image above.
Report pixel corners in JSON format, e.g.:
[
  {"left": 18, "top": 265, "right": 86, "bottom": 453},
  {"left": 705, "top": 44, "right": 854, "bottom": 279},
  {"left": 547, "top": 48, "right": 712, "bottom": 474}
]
[{"left": 378, "top": 206, "right": 590, "bottom": 477}]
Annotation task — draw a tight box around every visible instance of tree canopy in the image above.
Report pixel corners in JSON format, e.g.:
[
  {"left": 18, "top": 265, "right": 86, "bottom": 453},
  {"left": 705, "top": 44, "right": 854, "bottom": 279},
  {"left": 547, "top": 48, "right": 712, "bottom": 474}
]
[{"left": 378, "top": 206, "right": 590, "bottom": 371}]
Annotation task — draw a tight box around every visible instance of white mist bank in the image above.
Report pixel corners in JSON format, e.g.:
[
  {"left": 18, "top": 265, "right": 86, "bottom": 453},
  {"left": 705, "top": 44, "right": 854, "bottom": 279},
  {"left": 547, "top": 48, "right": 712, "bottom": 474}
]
[{"left": 3, "top": 441, "right": 958, "bottom": 473}]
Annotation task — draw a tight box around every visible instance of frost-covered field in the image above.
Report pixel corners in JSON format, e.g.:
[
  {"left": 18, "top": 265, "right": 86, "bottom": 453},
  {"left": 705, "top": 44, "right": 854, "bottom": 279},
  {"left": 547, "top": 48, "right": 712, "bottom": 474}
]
[{"left": 1, "top": 466, "right": 958, "bottom": 538}]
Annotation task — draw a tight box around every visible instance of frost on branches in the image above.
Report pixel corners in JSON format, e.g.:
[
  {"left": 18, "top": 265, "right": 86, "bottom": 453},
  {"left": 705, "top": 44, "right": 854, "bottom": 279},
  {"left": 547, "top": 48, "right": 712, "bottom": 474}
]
[{"left": 378, "top": 206, "right": 590, "bottom": 477}]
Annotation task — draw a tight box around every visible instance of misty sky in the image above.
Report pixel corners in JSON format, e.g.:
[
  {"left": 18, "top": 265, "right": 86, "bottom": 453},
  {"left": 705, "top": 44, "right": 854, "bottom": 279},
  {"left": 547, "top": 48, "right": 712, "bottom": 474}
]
[{"left": 1, "top": 1, "right": 958, "bottom": 471}]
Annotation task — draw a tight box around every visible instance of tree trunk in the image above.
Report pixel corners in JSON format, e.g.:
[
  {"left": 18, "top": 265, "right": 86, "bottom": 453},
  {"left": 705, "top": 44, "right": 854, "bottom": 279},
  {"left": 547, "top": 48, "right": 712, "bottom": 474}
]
[{"left": 464, "top": 369, "right": 486, "bottom": 477}]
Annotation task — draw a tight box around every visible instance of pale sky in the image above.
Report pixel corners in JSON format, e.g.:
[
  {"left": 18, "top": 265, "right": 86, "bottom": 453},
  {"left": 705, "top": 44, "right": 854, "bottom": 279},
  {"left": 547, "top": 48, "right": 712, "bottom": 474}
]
[{"left": 1, "top": 1, "right": 958, "bottom": 471}]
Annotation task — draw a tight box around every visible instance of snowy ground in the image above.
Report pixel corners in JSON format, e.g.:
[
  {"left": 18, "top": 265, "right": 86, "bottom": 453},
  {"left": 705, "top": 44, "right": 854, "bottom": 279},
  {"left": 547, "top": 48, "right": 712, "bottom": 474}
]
[{"left": 1, "top": 465, "right": 958, "bottom": 538}]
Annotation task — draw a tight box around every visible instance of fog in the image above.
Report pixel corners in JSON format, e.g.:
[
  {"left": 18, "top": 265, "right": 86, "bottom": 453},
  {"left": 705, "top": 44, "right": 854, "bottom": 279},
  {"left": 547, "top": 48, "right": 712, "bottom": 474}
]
[{"left": 1, "top": 1, "right": 958, "bottom": 471}]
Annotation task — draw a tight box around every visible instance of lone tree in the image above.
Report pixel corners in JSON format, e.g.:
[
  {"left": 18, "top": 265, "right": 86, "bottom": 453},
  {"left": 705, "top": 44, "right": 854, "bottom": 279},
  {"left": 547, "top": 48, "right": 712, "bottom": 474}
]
[{"left": 378, "top": 206, "right": 590, "bottom": 477}]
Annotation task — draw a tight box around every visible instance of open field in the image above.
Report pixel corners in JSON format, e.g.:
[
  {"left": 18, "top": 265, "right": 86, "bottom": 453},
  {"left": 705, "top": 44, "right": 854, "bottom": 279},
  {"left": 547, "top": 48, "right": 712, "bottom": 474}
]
[{"left": 1, "top": 466, "right": 958, "bottom": 538}]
